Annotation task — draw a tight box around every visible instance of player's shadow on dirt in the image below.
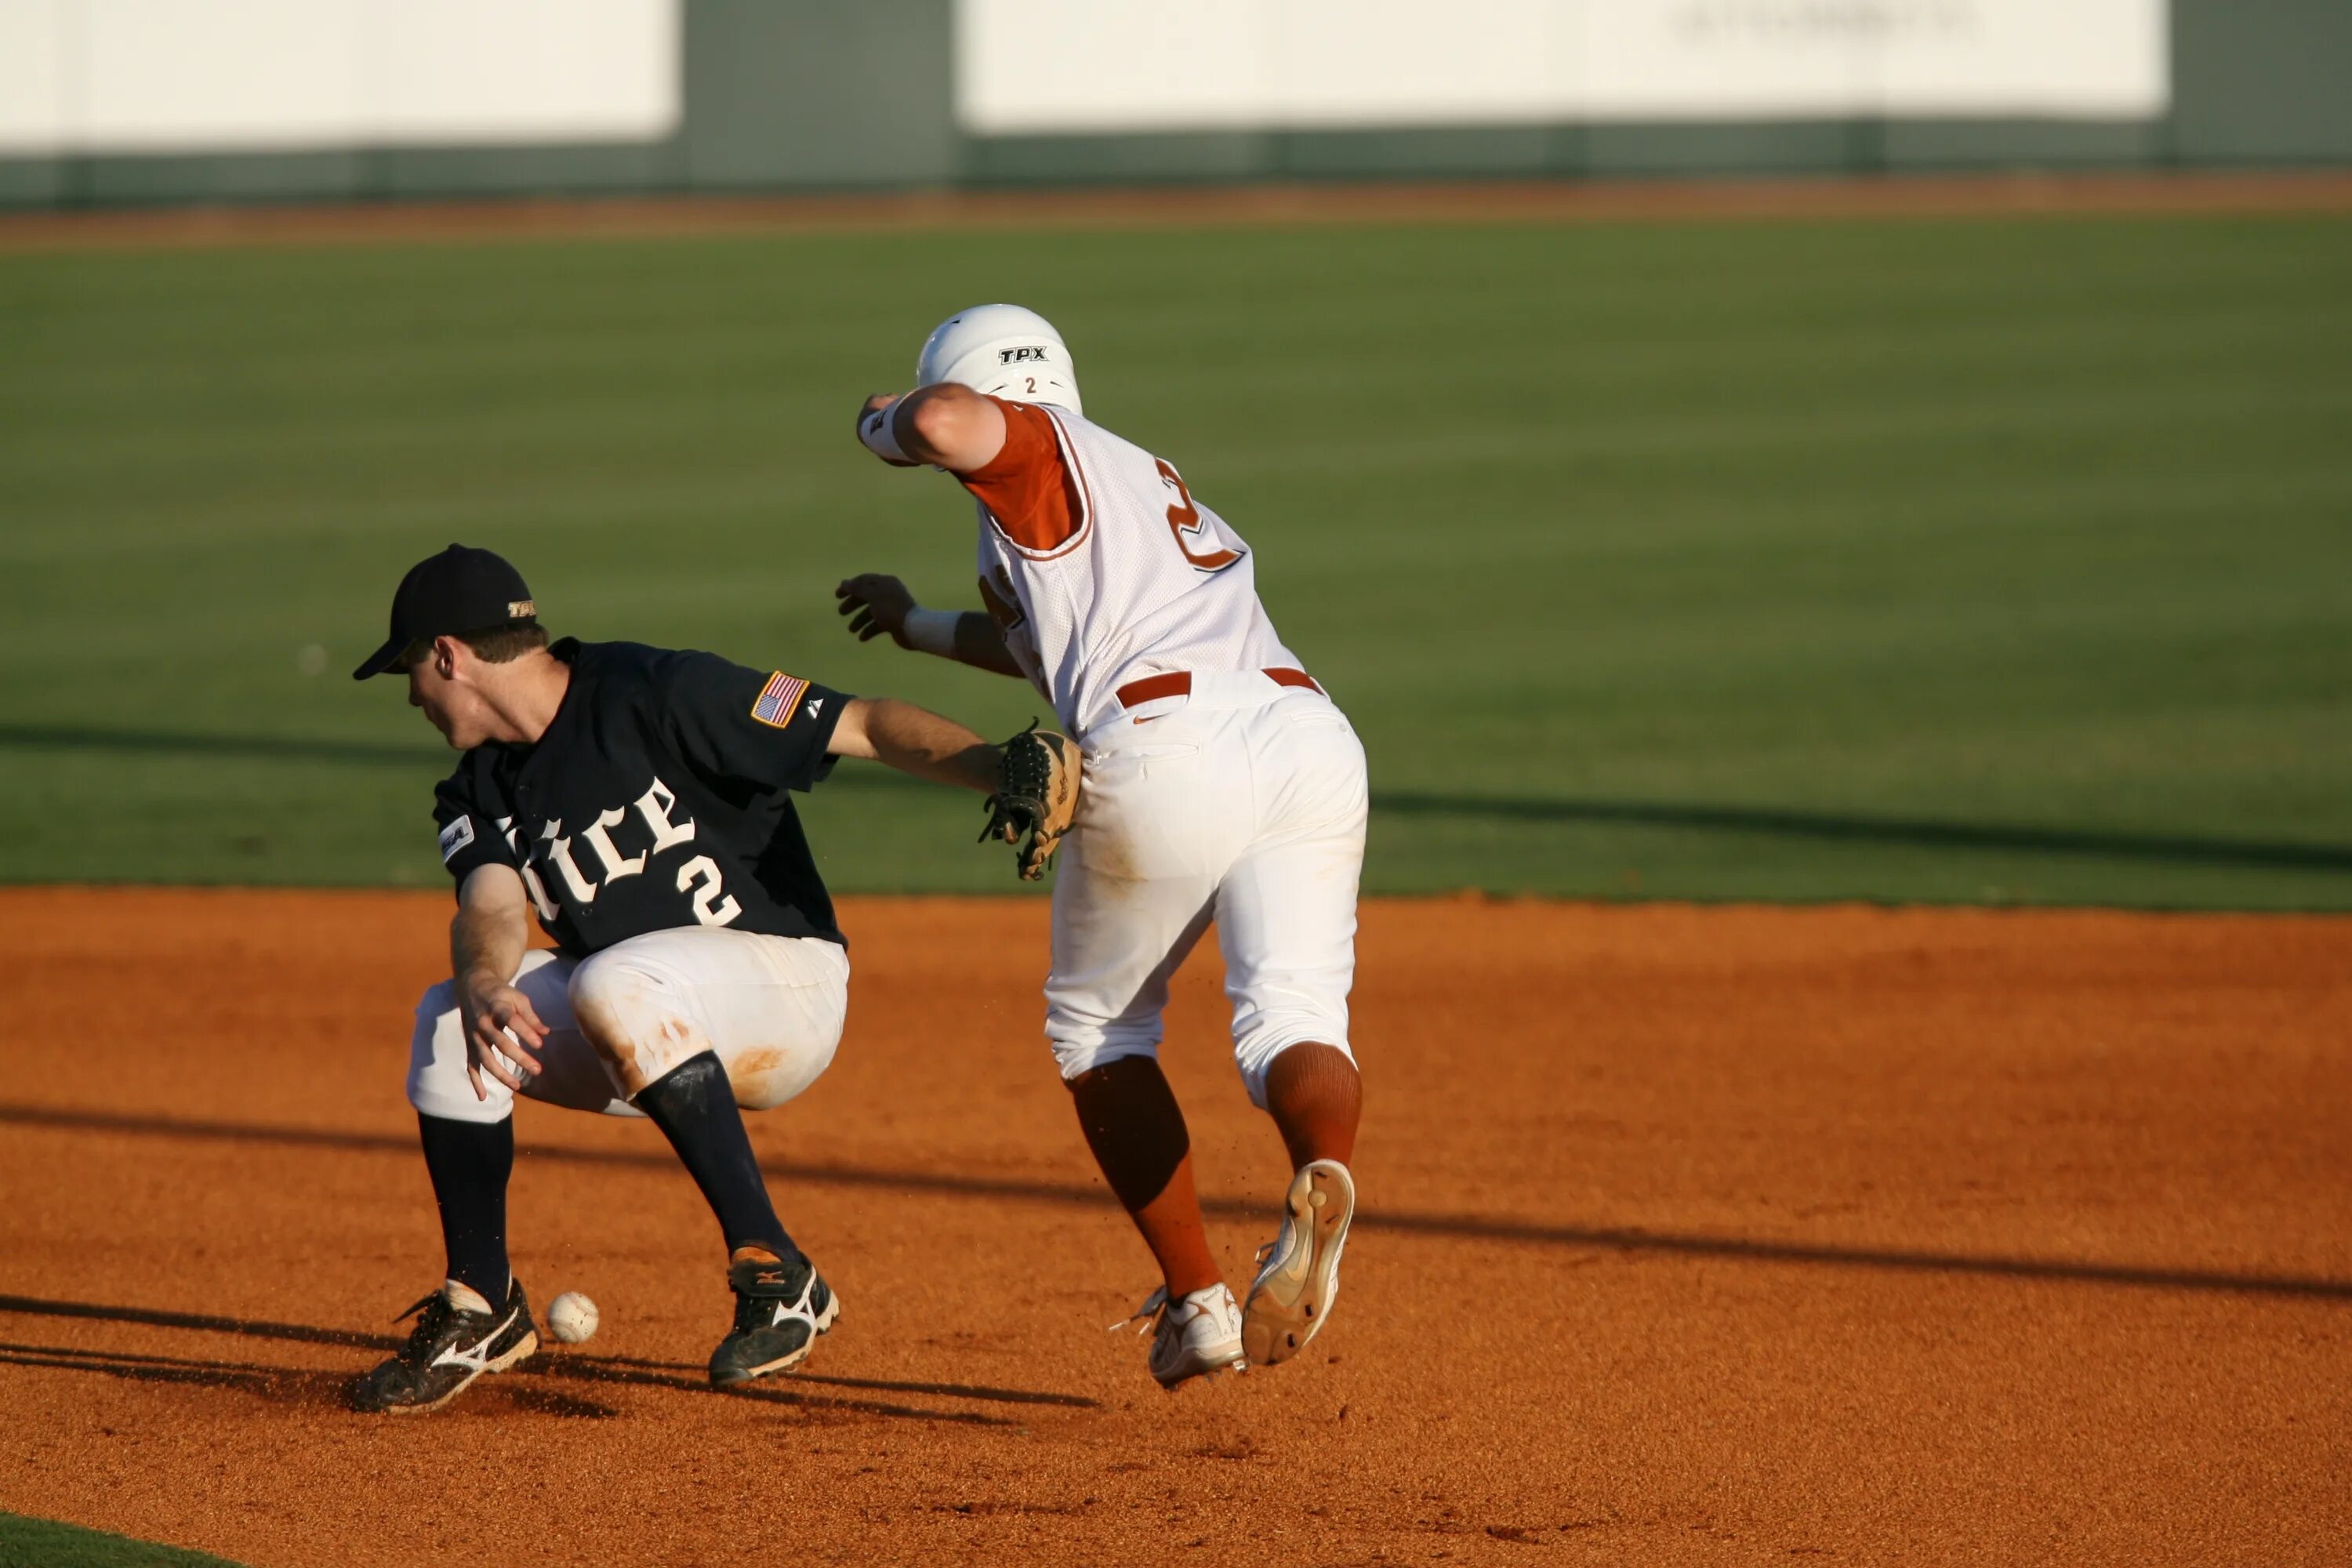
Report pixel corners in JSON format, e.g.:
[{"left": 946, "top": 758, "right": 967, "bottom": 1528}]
[
  {"left": 577, "top": 1349, "right": 1096, "bottom": 1409},
  {"left": 0, "top": 1338, "right": 354, "bottom": 1405},
  {"left": 0, "top": 1335, "right": 625, "bottom": 1417},
  {"left": 5, "top": 1103, "right": 2350, "bottom": 1306},
  {"left": 539, "top": 1356, "right": 1019, "bottom": 1426},
  {"left": 0, "top": 1291, "right": 394, "bottom": 1349},
  {"left": 9, "top": 723, "right": 2350, "bottom": 877},
  {"left": 0, "top": 1292, "right": 1070, "bottom": 1426}
]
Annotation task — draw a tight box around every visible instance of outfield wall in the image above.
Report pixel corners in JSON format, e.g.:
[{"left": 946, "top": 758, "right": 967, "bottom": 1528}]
[{"left": 1, "top": 0, "right": 2347, "bottom": 209}]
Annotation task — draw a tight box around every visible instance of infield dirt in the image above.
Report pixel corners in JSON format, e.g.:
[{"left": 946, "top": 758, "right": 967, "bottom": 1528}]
[{"left": 2, "top": 889, "right": 2347, "bottom": 1566}]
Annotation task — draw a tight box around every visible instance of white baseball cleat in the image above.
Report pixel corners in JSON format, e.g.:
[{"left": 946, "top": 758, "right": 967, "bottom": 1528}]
[
  {"left": 1113, "top": 1283, "right": 1247, "bottom": 1389},
  {"left": 1243, "top": 1158, "right": 1356, "bottom": 1366}
]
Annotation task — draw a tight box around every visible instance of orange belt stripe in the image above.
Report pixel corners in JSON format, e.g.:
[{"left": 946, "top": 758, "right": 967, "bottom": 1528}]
[{"left": 1115, "top": 667, "right": 1320, "bottom": 710}]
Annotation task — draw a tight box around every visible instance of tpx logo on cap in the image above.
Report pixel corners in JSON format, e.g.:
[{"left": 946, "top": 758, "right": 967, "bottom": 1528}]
[
  {"left": 508, "top": 601, "right": 535, "bottom": 618},
  {"left": 998, "top": 346, "right": 1050, "bottom": 364}
]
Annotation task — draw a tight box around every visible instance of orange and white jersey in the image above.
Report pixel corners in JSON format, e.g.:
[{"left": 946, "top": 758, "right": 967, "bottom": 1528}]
[{"left": 960, "top": 397, "right": 1304, "bottom": 739}]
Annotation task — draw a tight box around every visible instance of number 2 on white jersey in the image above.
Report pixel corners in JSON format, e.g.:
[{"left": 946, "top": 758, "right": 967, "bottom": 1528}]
[{"left": 1156, "top": 459, "right": 1243, "bottom": 573}]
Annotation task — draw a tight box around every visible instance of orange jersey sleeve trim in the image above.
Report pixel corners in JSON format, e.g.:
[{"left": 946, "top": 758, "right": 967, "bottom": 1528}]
[{"left": 960, "top": 397, "right": 1087, "bottom": 557}]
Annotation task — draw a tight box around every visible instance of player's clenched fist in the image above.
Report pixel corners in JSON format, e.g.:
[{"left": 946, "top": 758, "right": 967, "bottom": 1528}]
[
  {"left": 835, "top": 574, "right": 916, "bottom": 648},
  {"left": 460, "top": 980, "right": 549, "bottom": 1099}
]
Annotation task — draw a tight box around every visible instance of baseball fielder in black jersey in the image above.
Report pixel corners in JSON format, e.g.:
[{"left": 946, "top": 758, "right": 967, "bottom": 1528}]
[{"left": 345, "top": 545, "right": 1031, "bottom": 1414}]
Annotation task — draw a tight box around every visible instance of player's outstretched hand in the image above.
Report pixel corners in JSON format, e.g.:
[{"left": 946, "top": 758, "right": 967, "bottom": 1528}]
[
  {"left": 461, "top": 982, "right": 548, "bottom": 1100},
  {"left": 837, "top": 574, "right": 916, "bottom": 648},
  {"left": 982, "top": 722, "right": 1081, "bottom": 881}
]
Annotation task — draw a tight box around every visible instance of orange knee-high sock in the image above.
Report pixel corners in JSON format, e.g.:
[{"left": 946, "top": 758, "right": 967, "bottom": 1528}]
[
  {"left": 1068, "top": 1056, "right": 1222, "bottom": 1298},
  {"left": 1263, "top": 1042, "right": 1361, "bottom": 1170}
]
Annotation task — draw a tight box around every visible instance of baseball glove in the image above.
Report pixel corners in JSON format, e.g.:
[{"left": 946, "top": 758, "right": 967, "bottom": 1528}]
[{"left": 981, "top": 721, "right": 1081, "bottom": 881}]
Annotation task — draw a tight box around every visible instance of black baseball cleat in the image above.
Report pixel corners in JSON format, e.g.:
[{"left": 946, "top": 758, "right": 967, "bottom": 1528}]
[
  {"left": 710, "top": 1248, "right": 839, "bottom": 1386},
  {"left": 348, "top": 1277, "right": 538, "bottom": 1414}
]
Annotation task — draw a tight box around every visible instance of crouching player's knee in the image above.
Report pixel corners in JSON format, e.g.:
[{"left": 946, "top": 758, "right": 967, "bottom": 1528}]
[
  {"left": 407, "top": 978, "right": 511, "bottom": 1124},
  {"left": 564, "top": 953, "right": 687, "bottom": 1097}
]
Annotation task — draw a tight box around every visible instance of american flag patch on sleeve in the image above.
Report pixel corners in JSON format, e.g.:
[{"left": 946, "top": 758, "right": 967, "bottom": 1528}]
[{"left": 750, "top": 671, "right": 811, "bottom": 728}]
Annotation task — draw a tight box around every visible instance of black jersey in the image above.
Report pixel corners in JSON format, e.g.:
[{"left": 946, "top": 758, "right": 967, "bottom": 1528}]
[{"left": 432, "top": 639, "right": 849, "bottom": 957}]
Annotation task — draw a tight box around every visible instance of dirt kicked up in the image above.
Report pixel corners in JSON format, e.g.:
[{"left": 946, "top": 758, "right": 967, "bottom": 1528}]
[{"left": 1, "top": 888, "right": 2346, "bottom": 1566}]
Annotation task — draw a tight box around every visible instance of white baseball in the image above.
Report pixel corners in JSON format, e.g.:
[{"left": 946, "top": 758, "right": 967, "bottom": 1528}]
[{"left": 546, "top": 1290, "right": 599, "bottom": 1345}]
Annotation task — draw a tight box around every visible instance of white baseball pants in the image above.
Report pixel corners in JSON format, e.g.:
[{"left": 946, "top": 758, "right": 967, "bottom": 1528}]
[
  {"left": 1048, "top": 679, "right": 1368, "bottom": 1105},
  {"left": 406, "top": 927, "right": 848, "bottom": 1124}
]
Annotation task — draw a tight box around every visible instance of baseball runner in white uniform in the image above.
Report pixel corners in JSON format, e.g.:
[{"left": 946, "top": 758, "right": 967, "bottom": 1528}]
[{"left": 838, "top": 305, "right": 1368, "bottom": 1388}]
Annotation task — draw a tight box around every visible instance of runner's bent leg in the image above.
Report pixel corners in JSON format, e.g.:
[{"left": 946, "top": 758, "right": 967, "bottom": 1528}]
[
  {"left": 1048, "top": 716, "right": 1247, "bottom": 1298},
  {"left": 1214, "top": 696, "right": 1369, "bottom": 1170}
]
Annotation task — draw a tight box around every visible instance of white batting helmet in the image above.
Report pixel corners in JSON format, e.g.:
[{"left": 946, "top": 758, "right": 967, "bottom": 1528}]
[{"left": 916, "top": 303, "right": 1082, "bottom": 416}]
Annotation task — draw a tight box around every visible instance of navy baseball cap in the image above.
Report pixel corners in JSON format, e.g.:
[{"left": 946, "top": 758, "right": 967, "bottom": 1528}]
[{"left": 352, "top": 545, "right": 537, "bottom": 680}]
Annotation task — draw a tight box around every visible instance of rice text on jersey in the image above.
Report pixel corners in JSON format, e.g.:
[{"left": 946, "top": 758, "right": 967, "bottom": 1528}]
[{"left": 431, "top": 640, "right": 851, "bottom": 956}]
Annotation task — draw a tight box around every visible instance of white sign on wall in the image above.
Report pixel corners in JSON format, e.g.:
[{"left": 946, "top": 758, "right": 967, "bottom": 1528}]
[
  {"left": 954, "top": 0, "right": 2170, "bottom": 135},
  {"left": 0, "top": 0, "right": 681, "bottom": 157}
]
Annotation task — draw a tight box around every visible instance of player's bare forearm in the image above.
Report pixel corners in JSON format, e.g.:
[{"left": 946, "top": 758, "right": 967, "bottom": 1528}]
[
  {"left": 452, "top": 866, "right": 532, "bottom": 992},
  {"left": 855, "top": 384, "right": 1007, "bottom": 474},
  {"left": 827, "top": 697, "right": 999, "bottom": 793},
  {"left": 451, "top": 866, "right": 550, "bottom": 1094}
]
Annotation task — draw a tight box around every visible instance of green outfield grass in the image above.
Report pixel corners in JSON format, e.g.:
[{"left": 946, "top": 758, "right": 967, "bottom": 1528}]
[
  {"left": 2, "top": 212, "right": 2347, "bottom": 906},
  {"left": 0, "top": 1513, "right": 245, "bottom": 1568}
]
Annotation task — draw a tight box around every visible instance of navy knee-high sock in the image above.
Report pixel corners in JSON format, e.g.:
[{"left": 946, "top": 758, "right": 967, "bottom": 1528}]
[
  {"left": 416, "top": 1112, "right": 513, "bottom": 1302},
  {"left": 635, "top": 1051, "right": 797, "bottom": 1260}
]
